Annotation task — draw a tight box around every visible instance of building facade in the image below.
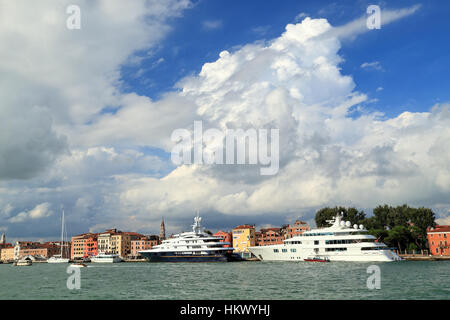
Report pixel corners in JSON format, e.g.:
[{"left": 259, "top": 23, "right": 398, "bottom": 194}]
[
  {"left": 12, "top": 242, "right": 64, "bottom": 260},
  {"left": 0, "top": 246, "right": 14, "bottom": 262},
  {"left": 214, "top": 231, "right": 232, "bottom": 247},
  {"left": 71, "top": 233, "right": 98, "bottom": 259},
  {"left": 283, "top": 220, "right": 310, "bottom": 239},
  {"left": 232, "top": 225, "right": 256, "bottom": 258},
  {"left": 427, "top": 225, "right": 450, "bottom": 256},
  {"left": 130, "top": 235, "right": 160, "bottom": 257},
  {"left": 256, "top": 228, "right": 284, "bottom": 246}
]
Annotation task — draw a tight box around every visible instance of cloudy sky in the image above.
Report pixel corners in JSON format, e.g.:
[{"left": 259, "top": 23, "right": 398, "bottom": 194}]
[{"left": 1, "top": 0, "right": 449, "bottom": 242}]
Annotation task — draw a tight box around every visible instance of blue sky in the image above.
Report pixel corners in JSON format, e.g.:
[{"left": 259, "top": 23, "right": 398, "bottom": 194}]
[
  {"left": 121, "top": 0, "right": 450, "bottom": 118},
  {"left": 1, "top": 0, "right": 450, "bottom": 241}
]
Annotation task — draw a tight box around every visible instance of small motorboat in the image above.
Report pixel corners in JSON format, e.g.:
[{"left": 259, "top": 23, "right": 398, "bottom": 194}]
[
  {"left": 304, "top": 256, "right": 330, "bottom": 262},
  {"left": 70, "top": 263, "right": 87, "bottom": 268}
]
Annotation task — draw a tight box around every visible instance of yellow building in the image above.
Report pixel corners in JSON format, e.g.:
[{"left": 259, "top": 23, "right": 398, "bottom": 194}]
[
  {"left": 0, "top": 247, "right": 15, "bottom": 262},
  {"left": 232, "top": 225, "right": 256, "bottom": 258},
  {"left": 97, "top": 230, "right": 144, "bottom": 258}
]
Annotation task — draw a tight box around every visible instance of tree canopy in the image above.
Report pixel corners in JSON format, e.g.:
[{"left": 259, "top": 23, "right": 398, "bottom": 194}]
[
  {"left": 315, "top": 206, "right": 366, "bottom": 228},
  {"left": 314, "top": 204, "right": 436, "bottom": 251}
]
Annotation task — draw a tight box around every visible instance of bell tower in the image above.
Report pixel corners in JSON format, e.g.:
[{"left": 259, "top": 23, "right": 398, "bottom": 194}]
[{"left": 160, "top": 218, "right": 166, "bottom": 241}]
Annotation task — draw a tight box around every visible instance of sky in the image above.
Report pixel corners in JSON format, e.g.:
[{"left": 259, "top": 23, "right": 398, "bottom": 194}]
[{"left": 1, "top": 0, "right": 450, "bottom": 242}]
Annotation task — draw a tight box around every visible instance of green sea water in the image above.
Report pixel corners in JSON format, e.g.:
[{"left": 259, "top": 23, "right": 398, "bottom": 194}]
[{"left": 0, "top": 261, "right": 449, "bottom": 300}]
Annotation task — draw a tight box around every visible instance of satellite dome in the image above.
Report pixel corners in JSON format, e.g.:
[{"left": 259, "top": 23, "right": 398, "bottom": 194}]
[
  {"left": 359, "top": 224, "right": 364, "bottom": 230},
  {"left": 340, "top": 221, "right": 346, "bottom": 226},
  {"left": 353, "top": 224, "right": 358, "bottom": 229},
  {"left": 345, "top": 221, "right": 351, "bottom": 227}
]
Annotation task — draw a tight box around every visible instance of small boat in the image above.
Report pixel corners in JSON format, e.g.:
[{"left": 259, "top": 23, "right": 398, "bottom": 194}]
[
  {"left": 14, "top": 258, "right": 33, "bottom": 266},
  {"left": 304, "top": 256, "right": 330, "bottom": 262},
  {"left": 70, "top": 263, "right": 87, "bottom": 268},
  {"left": 90, "top": 252, "right": 122, "bottom": 263}
]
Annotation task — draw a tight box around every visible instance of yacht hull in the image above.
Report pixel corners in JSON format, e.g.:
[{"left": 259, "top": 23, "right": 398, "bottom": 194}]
[
  {"left": 91, "top": 257, "right": 122, "bottom": 263},
  {"left": 248, "top": 245, "right": 401, "bottom": 262},
  {"left": 47, "top": 259, "right": 70, "bottom": 263},
  {"left": 140, "top": 252, "right": 236, "bottom": 262}
]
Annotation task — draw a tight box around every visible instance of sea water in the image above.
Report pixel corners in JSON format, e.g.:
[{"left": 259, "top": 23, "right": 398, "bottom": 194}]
[{"left": 0, "top": 261, "right": 449, "bottom": 299}]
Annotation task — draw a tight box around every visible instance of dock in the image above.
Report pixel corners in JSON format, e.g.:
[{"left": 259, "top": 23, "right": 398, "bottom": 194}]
[{"left": 399, "top": 255, "right": 450, "bottom": 261}]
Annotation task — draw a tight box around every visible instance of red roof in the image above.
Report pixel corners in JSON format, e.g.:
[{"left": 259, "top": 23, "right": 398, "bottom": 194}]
[
  {"left": 428, "top": 225, "right": 450, "bottom": 233},
  {"left": 233, "top": 225, "right": 255, "bottom": 230},
  {"left": 260, "top": 227, "right": 282, "bottom": 233}
]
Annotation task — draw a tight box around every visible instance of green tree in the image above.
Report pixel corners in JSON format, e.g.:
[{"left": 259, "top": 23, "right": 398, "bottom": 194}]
[
  {"left": 371, "top": 204, "right": 392, "bottom": 229},
  {"left": 384, "top": 225, "right": 411, "bottom": 251},
  {"left": 407, "top": 207, "right": 435, "bottom": 250},
  {"left": 315, "top": 207, "right": 366, "bottom": 228},
  {"left": 367, "top": 228, "right": 389, "bottom": 243}
]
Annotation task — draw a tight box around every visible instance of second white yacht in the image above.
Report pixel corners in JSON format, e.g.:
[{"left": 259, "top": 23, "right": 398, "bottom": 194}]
[{"left": 248, "top": 213, "right": 402, "bottom": 262}]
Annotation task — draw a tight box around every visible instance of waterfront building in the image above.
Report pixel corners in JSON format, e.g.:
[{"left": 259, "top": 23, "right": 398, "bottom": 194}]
[
  {"left": 71, "top": 233, "right": 98, "bottom": 260},
  {"left": 130, "top": 235, "right": 160, "bottom": 258},
  {"left": 0, "top": 246, "right": 14, "bottom": 262},
  {"left": 12, "top": 241, "right": 65, "bottom": 260},
  {"left": 232, "top": 225, "right": 256, "bottom": 258},
  {"left": 214, "top": 231, "right": 232, "bottom": 247},
  {"left": 256, "top": 228, "right": 284, "bottom": 246},
  {"left": 282, "top": 220, "right": 310, "bottom": 239},
  {"left": 77, "top": 229, "right": 145, "bottom": 258},
  {"left": 97, "top": 229, "right": 116, "bottom": 253},
  {"left": 427, "top": 225, "right": 450, "bottom": 256},
  {"left": 111, "top": 232, "right": 145, "bottom": 257}
]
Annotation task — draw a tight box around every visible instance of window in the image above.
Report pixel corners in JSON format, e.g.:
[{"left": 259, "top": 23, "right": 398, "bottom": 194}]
[
  {"left": 282, "top": 249, "right": 287, "bottom": 253},
  {"left": 325, "top": 248, "right": 347, "bottom": 252},
  {"left": 290, "top": 248, "right": 296, "bottom": 252},
  {"left": 314, "top": 240, "right": 319, "bottom": 245},
  {"left": 273, "top": 249, "right": 279, "bottom": 253}
]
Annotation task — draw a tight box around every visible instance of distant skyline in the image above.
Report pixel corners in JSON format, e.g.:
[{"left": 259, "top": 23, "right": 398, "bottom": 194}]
[{"left": 1, "top": 0, "right": 450, "bottom": 242}]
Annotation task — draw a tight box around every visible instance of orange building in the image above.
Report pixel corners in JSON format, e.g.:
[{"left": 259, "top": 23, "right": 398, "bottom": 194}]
[
  {"left": 256, "top": 228, "right": 284, "bottom": 246},
  {"left": 427, "top": 225, "right": 450, "bottom": 256},
  {"left": 283, "top": 220, "right": 310, "bottom": 239},
  {"left": 130, "top": 235, "right": 160, "bottom": 257},
  {"left": 213, "top": 231, "right": 232, "bottom": 247},
  {"left": 14, "top": 241, "right": 64, "bottom": 260},
  {"left": 71, "top": 233, "right": 98, "bottom": 259}
]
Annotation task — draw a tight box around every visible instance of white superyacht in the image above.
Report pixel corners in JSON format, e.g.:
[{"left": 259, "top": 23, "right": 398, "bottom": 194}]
[
  {"left": 139, "top": 213, "right": 238, "bottom": 262},
  {"left": 248, "top": 214, "right": 401, "bottom": 262}
]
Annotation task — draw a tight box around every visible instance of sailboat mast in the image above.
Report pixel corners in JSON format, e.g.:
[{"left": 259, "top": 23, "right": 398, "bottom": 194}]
[{"left": 60, "top": 209, "right": 64, "bottom": 257}]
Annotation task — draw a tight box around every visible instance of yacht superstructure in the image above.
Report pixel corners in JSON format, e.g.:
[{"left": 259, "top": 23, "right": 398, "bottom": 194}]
[
  {"left": 248, "top": 214, "right": 401, "bottom": 262},
  {"left": 139, "top": 213, "right": 236, "bottom": 262}
]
